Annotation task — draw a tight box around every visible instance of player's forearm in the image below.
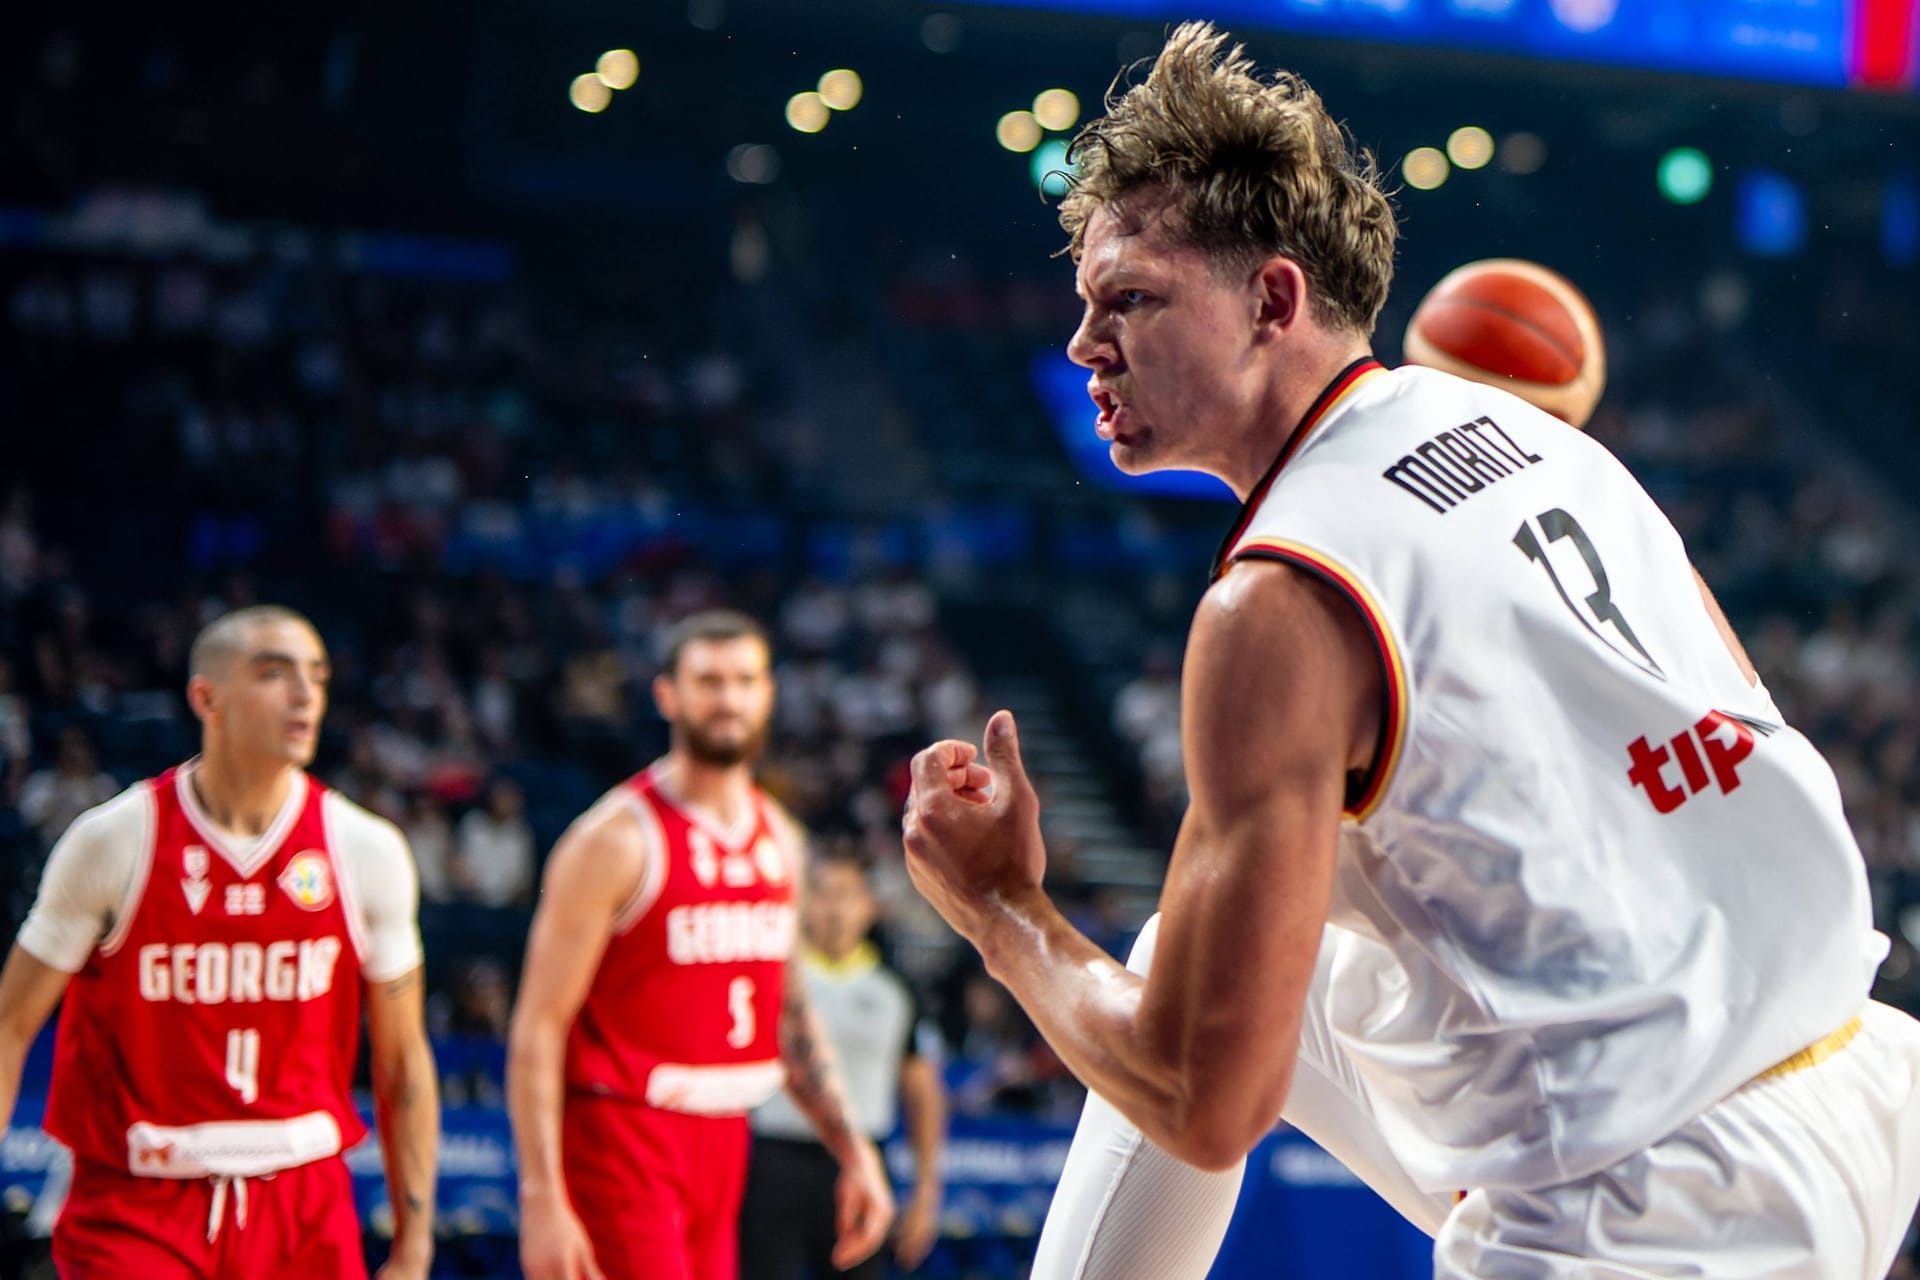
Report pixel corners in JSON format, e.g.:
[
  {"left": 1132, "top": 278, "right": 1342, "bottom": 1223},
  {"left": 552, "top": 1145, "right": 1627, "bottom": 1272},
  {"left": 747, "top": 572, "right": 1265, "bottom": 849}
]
[
  {"left": 972, "top": 889, "right": 1245, "bottom": 1168},
  {"left": 506, "top": 1017, "right": 572, "bottom": 1202},
  {"left": 901, "top": 1062, "right": 946, "bottom": 1198},
  {"left": 372, "top": 1036, "right": 440, "bottom": 1255},
  {"left": 778, "top": 986, "right": 865, "bottom": 1166},
  {"left": 0, "top": 1030, "right": 26, "bottom": 1129}
]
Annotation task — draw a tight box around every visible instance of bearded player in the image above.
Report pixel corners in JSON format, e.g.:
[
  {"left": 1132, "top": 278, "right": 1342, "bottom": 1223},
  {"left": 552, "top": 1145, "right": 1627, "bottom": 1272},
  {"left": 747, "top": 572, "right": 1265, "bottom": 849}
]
[
  {"left": 0, "top": 605, "right": 438, "bottom": 1279},
  {"left": 509, "top": 610, "right": 894, "bottom": 1280}
]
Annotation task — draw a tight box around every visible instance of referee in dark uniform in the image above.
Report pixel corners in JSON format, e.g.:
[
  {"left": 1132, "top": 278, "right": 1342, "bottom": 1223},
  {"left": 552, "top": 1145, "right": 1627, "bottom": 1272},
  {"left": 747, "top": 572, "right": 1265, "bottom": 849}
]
[{"left": 741, "top": 845, "right": 947, "bottom": 1278}]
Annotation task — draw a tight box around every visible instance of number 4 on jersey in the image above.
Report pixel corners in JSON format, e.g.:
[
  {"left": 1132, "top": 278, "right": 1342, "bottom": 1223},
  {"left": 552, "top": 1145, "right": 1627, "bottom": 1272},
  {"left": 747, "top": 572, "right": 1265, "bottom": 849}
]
[
  {"left": 226, "top": 1028, "right": 260, "bottom": 1104},
  {"left": 1514, "top": 509, "right": 1664, "bottom": 680}
]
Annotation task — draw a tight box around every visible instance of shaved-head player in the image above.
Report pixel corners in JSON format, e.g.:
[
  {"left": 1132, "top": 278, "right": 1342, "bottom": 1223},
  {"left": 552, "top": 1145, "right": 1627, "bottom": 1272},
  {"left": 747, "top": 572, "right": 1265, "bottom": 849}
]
[{"left": 0, "top": 605, "right": 439, "bottom": 1278}]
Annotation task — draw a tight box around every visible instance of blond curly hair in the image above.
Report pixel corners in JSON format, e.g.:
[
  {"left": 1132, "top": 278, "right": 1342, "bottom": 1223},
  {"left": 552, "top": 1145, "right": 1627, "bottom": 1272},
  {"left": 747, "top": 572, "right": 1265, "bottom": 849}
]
[{"left": 1059, "top": 22, "right": 1398, "bottom": 336}]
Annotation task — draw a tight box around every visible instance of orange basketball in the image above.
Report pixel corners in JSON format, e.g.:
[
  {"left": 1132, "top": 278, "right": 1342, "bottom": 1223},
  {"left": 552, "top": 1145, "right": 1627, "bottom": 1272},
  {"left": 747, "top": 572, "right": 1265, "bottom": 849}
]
[{"left": 1402, "top": 259, "right": 1606, "bottom": 429}]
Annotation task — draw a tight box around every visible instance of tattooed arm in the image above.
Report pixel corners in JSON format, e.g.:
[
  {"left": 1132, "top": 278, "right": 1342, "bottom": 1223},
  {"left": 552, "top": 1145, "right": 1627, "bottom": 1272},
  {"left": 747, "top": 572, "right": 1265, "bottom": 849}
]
[
  {"left": 769, "top": 802, "right": 894, "bottom": 1268},
  {"left": 366, "top": 966, "right": 439, "bottom": 1280},
  {"left": 779, "top": 960, "right": 896, "bottom": 1268}
]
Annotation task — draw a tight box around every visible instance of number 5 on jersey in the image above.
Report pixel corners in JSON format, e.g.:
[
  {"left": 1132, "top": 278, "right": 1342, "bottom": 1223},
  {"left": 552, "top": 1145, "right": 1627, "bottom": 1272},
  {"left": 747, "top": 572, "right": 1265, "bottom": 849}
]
[
  {"left": 726, "top": 977, "right": 755, "bottom": 1049},
  {"left": 226, "top": 1028, "right": 261, "bottom": 1104}
]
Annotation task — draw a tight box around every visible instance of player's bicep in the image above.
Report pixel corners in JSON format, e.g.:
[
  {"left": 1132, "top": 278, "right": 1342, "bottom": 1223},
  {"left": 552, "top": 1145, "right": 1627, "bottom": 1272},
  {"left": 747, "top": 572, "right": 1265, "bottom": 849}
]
[
  {"left": 513, "top": 808, "right": 647, "bottom": 1030},
  {"left": 16, "top": 790, "right": 143, "bottom": 973},
  {"left": 1693, "top": 566, "right": 1759, "bottom": 688},
  {"left": 351, "top": 813, "right": 425, "bottom": 984},
  {"left": 1140, "top": 563, "right": 1376, "bottom": 1132}
]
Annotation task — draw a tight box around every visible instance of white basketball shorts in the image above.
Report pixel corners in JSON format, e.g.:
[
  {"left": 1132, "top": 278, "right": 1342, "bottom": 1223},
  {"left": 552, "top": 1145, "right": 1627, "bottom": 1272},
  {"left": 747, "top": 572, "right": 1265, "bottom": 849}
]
[{"left": 1034, "top": 913, "right": 1920, "bottom": 1279}]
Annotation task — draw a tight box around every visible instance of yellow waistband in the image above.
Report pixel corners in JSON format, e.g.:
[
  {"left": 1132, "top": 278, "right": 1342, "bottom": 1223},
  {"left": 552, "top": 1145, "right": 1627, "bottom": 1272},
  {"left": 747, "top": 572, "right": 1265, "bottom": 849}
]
[{"left": 1752, "top": 1015, "right": 1864, "bottom": 1084}]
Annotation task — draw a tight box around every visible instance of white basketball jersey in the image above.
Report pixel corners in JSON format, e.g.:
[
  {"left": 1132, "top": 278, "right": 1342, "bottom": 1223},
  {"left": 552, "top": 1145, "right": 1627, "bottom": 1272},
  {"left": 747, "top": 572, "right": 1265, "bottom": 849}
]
[{"left": 1221, "top": 359, "right": 1885, "bottom": 1194}]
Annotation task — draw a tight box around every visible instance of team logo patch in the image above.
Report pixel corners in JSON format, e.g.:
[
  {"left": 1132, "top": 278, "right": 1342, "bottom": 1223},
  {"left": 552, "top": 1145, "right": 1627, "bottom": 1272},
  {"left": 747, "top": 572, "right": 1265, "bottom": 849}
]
[
  {"left": 752, "top": 836, "right": 788, "bottom": 885},
  {"left": 278, "top": 852, "right": 334, "bottom": 911}
]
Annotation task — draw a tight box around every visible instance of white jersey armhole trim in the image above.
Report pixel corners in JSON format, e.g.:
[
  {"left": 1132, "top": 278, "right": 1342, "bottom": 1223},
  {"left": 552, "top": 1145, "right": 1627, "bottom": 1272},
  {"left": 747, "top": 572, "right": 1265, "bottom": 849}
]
[
  {"left": 1225, "top": 538, "right": 1413, "bottom": 823},
  {"left": 97, "top": 784, "right": 157, "bottom": 959},
  {"left": 611, "top": 791, "right": 668, "bottom": 935},
  {"left": 321, "top": 793, "right": 373, "bottom": 966},
  {"left": 762, "top": 795, "right": 806, "bottom": 886}
]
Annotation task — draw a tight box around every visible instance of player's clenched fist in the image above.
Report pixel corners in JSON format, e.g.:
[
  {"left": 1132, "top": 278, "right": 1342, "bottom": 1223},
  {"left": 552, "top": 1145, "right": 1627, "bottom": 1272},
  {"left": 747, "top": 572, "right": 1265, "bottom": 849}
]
[{"left": 902, "top": 709, "right": 1047, "bottom": 942}]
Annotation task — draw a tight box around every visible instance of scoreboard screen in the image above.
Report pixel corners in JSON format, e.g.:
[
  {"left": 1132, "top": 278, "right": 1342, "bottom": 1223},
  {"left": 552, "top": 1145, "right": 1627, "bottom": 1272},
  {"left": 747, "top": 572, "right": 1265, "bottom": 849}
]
[{"left": 939, "top": 0, "right": 1917, "bottom": 90}]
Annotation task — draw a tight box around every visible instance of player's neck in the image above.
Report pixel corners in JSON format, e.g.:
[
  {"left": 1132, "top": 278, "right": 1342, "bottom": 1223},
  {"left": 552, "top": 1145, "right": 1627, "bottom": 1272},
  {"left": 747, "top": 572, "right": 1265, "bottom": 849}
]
[
  {"left": 190, "top": 752, "right": 298, "bottom": 838},
  {"left": 658, "top": 753, "right": 755, "bottom": 829},
  {"left": 1225, "top": 339, "right": 1374, "bottom": 501}
]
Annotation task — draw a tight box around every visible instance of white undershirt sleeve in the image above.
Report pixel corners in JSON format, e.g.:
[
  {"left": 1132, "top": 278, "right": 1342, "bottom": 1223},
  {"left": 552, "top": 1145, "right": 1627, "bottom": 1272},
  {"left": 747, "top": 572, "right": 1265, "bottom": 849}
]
[
  {"left": 1030, "top": 914, "right": 1246, "bottom": 1280},
  {"left": 324, "top": 792, "right": 425, "bottom": 983},
  {"left": 15, "top": 785, "right": 149, "bottom": 973}
]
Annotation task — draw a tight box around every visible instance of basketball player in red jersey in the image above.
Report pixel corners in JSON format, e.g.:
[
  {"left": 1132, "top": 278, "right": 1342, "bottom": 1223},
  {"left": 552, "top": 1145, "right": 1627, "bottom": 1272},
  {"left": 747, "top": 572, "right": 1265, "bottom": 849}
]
[
  {"left": 509, "top": 610, "right": 894, "bottom": 1280},
  {"left": 0, "top": 605, "right": 439, "bottom": 1279}
]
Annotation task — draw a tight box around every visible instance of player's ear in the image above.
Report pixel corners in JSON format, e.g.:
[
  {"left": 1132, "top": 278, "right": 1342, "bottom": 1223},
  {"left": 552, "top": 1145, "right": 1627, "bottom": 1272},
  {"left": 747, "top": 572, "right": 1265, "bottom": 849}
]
[
  {"left": 186, "top": 673, "right": 217, "bottom": 723},
  {"left": 652, "top": 671, "right": 678, "bottom": 722},
  {"left": 1253, "top": 256, "right": 1308, "bottom": 335}
]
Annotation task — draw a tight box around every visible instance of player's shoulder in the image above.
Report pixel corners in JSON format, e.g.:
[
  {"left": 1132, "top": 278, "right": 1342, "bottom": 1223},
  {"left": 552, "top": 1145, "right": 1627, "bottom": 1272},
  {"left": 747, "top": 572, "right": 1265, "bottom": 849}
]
[
  {"left": 537, "top": 785, "right": 654, "bottom": 909},
  {"left": 558, "top": 784, "right": 656, "bottom": 864},
  {"left": 57, "top": 779, "right": 155, "bottom": 851},
  {"left": 320, "top": 785, "right": 410, "bottom": 862}
]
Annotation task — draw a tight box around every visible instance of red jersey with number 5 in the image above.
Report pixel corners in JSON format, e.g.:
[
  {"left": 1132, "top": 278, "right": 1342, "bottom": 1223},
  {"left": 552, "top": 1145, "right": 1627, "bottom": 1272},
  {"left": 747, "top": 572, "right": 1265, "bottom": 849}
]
[
  {"left": 45, "top": 766, "right": 367, "bottom": 1175},
  {"left": 564, "top": 764, "right": 798, "bottom": 1116}
]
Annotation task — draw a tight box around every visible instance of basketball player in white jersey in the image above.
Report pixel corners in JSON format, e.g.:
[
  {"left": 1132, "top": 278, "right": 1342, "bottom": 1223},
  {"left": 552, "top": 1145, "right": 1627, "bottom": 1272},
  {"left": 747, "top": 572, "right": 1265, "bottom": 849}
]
[
  {"left": 0, "top": 605, "right": 438, "bottom": 1279},
  {"left": 1030, "top": 263, "right": 1796, "bottom": 1277},
  {"left": 903, "top": 23, "right": 1920, "bottom": 1278}
]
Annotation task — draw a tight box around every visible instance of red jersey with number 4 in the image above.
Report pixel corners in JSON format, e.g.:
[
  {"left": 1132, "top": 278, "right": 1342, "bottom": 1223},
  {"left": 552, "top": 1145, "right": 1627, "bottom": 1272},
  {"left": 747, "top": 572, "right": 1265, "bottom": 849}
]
[
  {"left": 564, "top": 765, "right": 798, "bottom": 1116},
  {"left": 45, "top": 767, "right": 367, "bottom": 1176}
]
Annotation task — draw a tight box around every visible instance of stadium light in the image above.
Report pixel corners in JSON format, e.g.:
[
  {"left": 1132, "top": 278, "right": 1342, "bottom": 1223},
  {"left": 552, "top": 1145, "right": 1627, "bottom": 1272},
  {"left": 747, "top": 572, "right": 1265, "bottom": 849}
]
[
  {"left": 1658, "top": 147, "right": 1712, "bottom": 204},
  {"left": 596, "top": 50, "right": 639, "bottom": 91},
  {"left": 922, "top": 12, "right": 962, "bottom": 53},
  {"left": 1736, "top": 170, "right": 1806, "bottom": 257},
  {"left": 1403, "top": 147, "right": 1450, "bottom": 191},
  {"left": 786, "top": 92, "right": 830, "bottom": 133},
  {"left": 1498, "top": 132, "right": 1547, "bottom": 175},
  {"left": 726, "top": 144, "right": 780, "bottom": 185},
  {"left": 1033, "top": 88, "right": 1080, "bottom": 132},
  {"left": 819, "top": 69, "right": 863, "bottom": 111},
  {"left": 997, "top": 110, "right": 1042, "bottom": 153},
  {"left": 1032, "top": 138, "right": 1073, "bottom": 196},
  {"left": 1447, "top": 126, "right": 1493, "bottom": 170},
  {"left": 571, "top": 74, "right": 612, "bottom": 114}
]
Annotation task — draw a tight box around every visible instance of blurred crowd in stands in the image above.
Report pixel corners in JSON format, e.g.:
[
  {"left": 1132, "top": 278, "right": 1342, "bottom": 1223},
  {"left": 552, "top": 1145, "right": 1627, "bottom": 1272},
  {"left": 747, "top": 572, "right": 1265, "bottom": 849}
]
[{"left": 0, "top": 239, "right": 1088, "bottom": 1123}]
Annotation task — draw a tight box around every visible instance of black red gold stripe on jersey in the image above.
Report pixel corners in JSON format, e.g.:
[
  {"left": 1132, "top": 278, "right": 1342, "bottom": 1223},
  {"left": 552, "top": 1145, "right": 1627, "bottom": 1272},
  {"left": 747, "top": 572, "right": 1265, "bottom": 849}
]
[
  {"left": 1226, "top": 539, "right": 1409, "bottom": 822},
  {"left": 1210, "top": 356, "right": 1387, "bottom": 581}
]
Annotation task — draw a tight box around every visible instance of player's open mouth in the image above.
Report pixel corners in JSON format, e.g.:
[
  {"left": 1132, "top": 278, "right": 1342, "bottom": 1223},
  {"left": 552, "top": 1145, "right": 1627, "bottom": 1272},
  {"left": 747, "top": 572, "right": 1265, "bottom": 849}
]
[{"left": 1089, "top": 384, "right": 1124, "bottom": 440}]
